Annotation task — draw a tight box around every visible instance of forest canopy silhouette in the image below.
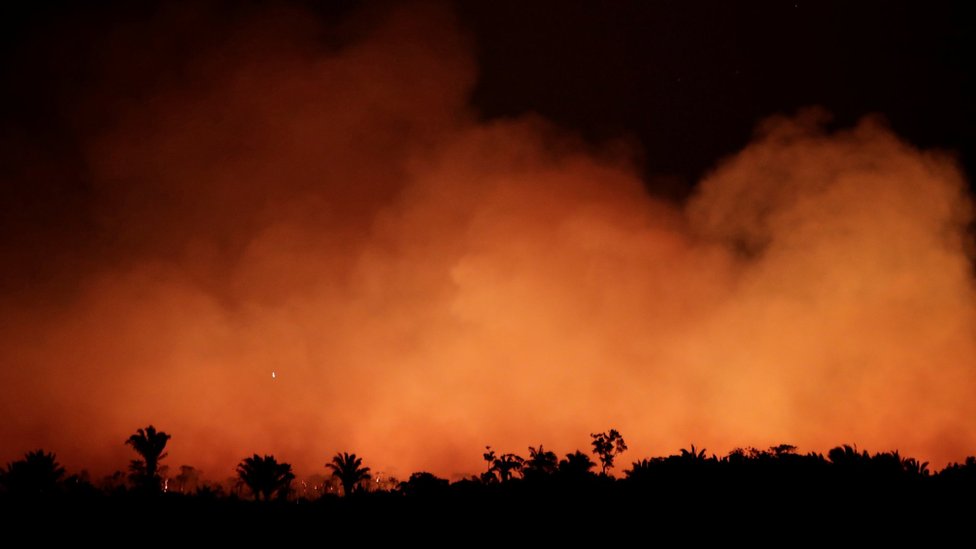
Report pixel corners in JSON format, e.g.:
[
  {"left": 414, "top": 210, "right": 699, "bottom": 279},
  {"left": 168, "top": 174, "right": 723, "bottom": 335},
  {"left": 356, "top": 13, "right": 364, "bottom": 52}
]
[
  {"left": 7, "top": 430, "right": 975, "bottom": 540},
  {"left": 4, "top": 424, "right": 976, "bottom": 503},
  {"left": 0, "top": 1, "right": 975, "bottom": 484}
]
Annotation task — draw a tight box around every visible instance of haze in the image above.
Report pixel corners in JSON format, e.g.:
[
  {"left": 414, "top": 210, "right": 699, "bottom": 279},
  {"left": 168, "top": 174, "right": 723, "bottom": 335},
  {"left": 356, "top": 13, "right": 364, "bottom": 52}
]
[{"left": 1, "top": 3, "right": 973, "bottom": 480}]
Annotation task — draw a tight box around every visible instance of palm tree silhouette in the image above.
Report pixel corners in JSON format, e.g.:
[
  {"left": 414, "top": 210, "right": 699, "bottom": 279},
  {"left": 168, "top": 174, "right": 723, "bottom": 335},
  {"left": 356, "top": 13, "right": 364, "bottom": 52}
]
[
  {"left": 491, "top": 453, "right": 525, "bottom": 482},
  {"left": 679, "top": 444, "right": 708, "bottom": 462},
  {"left": 326, "top": 452, "right": 372, "bottom": 496},
  {"left": 828, "top": 444, "right": 870, "bottom": 469},
  {"left": 524, "top": 445, "right": 558, "bottom": 478},
  {"left": 902, "top": 457, "right": 930, "bottom": 478},
  {"left": 125, "top": 425, "right": 170, "bottom": 492},
  {"left": 624, "top": 458, "right": 657, "bottom": 481},
  {"left": 236, "top": 454, "right": 295, "bottom": 501},
  {"left": 1, "top": 449, "right": 66, "bottom": 498}
]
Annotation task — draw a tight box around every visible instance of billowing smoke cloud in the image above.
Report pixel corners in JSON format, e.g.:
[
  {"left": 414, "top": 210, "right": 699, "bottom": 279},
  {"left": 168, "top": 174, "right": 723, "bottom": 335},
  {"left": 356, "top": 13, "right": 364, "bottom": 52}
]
[{"left": 1, "top": 3, "right": 974, "bottom": 480}]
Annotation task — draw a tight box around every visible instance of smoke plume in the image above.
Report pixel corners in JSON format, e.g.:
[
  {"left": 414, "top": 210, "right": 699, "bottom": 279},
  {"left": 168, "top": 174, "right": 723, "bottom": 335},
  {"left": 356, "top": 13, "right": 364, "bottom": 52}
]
[{"left": 1, "top": 3, "right": 974, "bottom": 479}]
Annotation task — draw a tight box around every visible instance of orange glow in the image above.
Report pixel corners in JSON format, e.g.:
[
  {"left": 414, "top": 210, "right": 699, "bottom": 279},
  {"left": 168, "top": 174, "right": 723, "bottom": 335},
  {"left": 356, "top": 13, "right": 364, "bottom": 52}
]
[{"left": 1, "top": 5, "right": 974, "bottom": 481}]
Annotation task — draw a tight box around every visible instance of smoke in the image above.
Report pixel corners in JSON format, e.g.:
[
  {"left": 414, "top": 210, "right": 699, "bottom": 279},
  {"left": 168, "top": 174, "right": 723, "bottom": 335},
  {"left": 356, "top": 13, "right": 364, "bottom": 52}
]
[{"left": 1, "top": 3, "right": 974, "bottom": 479}]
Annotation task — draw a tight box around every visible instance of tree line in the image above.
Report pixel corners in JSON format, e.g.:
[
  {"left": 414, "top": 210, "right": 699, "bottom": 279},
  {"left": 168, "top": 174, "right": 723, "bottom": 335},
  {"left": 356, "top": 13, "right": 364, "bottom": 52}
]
[{"left": 3, "top": 424, "right": 976, "bottom": 502}]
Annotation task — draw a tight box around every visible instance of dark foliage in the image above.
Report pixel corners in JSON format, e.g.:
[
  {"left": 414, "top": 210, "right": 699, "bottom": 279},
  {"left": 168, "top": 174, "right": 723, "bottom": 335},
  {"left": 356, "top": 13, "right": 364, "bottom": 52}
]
[
  {"left": 236, "top": 454, "right": 294, "bottom": 501},
  {"left": 125, "top": 425, "right": 170, "bottom": 493},
  {"left": 326, "top": 452, "right": 371, "bottom": 496},
  {"left": 4, "top": 431, "right": 976, "bottom": 543},
  {"left": 0, "top": 450, "right": 66, "bottom": 499},
  {"left": 523, "top": 444, "right": 558, "bottom": 480},
  {"left": 398, "top": 472, "right": 449, "bottom": 497},
  {"left": 590, "top": 429, "right": 627, "bottom": 474}
]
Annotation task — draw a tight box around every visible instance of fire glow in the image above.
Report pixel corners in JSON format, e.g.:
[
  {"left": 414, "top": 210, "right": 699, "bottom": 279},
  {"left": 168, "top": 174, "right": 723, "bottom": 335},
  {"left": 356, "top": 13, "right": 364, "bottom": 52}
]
[{"left": 0, "top": 4, "right": 974, "bottom": 480}]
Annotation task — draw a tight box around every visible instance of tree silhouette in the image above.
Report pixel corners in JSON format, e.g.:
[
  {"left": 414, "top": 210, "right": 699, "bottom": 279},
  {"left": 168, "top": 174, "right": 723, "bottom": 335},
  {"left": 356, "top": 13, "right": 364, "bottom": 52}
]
[
  {"left": 398, "top": 472, "right": 449, "bottom": 497},
  {"left": 9, "top": 429, "right": 976, "bottom": 520},
  {"left": 902, "top": 457, "right": 930, "bottom": 478},
  {"left": 490, "top": 453, "right": 525, "bottom": 482},
  {"left": 481, "top": 446, "right": 498, "bottom": 483},
  {"left": 625, "top": 458, "right": 659, "bottom": 481},
  {"left": 590, "top": 429, "right": 628, "bottom": 475},
  {"left": 939, "top": 456, "right": 976, "bottom": 483},
  {"left": 679, "top": 444, "right": 708, "bottom": 462},
  {"left": 828, "top": 444, "right": 871, "bottom": 474},
  {"left": 770, "top": 444, "right": 798, "bottom": 457},
  {"left": 125, "top": 425, "right": 170, "bottom": 492},
  {"left": 1, "top": 449, "right": 66, "bottom": 498},
  {"left": 326, "top": 452, "right": 372, "bottom": 496},
  {"left": 101, "top": 470, "right": 127, "bottom": 495},
  {"left": 724, "top": 447, "right": 759, "bottom": 465},
  {"left": 174, "top": 465, "right": 201, "bottom": 494},
  {"left": 828, "top": 444, "right": 866, "bottom": 464},
  {"left": 236, "top": 454, "right": 294, "bottom": 501},
  {"left": 194, "top": 482, "right": 225, "bottom": 500},
  {"left": 524, "top": 444, "right": 558, "bottom": 478},
  {"left": 869, "top": 450, "right": 909, "bottom": 478},
  {"left": 558, "top": 450, "right": 597, "bottom": 478}
]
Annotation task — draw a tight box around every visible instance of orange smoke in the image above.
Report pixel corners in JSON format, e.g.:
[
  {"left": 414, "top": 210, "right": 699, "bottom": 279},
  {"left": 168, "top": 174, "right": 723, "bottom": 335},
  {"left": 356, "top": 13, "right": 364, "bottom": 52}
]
[{"left": 1, "top": 4, "right": 974, "bottom": 480}]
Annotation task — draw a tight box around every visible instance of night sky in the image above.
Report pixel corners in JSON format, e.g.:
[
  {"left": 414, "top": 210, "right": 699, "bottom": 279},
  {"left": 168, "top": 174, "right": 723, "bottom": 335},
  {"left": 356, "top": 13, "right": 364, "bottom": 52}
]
[
  {"left": 465, "top": 1, "right": 973, "bottom": 189},
  {"left": 2, "top": 1, "right": 973, "bottom": 290},
  {"left": 1, "top": 1, "right": 974, "bottom": 478}
]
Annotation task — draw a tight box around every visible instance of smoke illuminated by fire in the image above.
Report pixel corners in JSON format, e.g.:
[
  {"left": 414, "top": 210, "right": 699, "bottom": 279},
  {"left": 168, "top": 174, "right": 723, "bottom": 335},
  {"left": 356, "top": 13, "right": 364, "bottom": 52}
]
[{"left": 1, "top": 3, "right": 974, "bottom": 479}]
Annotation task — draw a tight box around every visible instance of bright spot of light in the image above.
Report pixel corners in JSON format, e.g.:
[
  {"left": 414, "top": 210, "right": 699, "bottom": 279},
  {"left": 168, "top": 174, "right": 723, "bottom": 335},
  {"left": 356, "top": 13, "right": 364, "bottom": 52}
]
[{"left": 272, "top": 371, "right": 277, "bottom": 379}]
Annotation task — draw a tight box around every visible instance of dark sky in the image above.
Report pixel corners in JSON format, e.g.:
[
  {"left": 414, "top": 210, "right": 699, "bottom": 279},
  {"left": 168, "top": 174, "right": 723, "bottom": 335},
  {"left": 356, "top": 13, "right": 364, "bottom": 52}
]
[
  {"left": 460, "top": 0, "right": 973, "bottom": 196},
  {"left": 3, "top": 1, "right": 973, "bottom": 184},
  {"left": 0, "top": 0, "right": 972, "bottom": 290}
]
